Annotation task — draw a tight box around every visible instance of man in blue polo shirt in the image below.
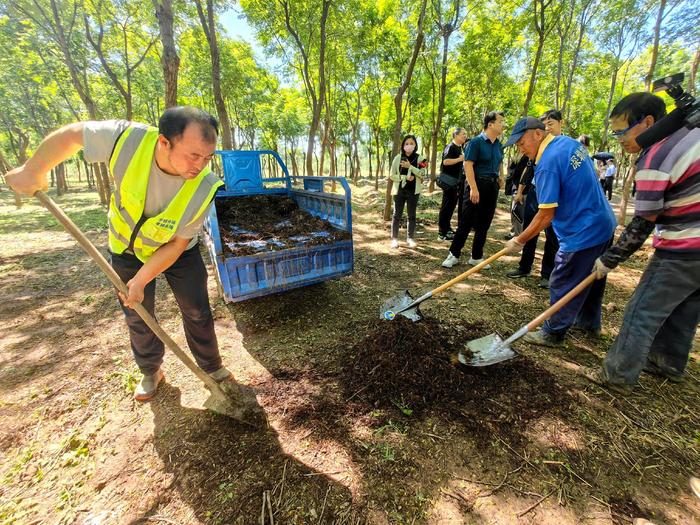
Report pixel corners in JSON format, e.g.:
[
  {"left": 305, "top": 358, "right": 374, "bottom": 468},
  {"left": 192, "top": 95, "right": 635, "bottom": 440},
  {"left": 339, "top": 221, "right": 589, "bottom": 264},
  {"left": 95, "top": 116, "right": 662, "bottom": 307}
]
[
  {"left": 442, "top": 111, "right": 505, "bottom": 268},
  {"left": 503, "top": 117, "right": 617, "bottom": 346}
]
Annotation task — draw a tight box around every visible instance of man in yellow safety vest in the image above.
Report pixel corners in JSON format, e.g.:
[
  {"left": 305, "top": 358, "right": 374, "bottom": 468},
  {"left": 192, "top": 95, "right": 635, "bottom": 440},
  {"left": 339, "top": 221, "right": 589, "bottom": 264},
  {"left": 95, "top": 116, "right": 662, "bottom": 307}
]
[{"left": 7, "top": 106, "right": 231, "bottom": 401}]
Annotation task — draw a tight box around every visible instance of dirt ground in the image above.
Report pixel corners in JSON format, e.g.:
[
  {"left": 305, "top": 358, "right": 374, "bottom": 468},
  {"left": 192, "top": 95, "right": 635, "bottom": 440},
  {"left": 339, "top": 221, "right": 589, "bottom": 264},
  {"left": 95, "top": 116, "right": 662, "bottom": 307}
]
[{"left": 0, "top": 178, "right": 698, "bottom": 525}]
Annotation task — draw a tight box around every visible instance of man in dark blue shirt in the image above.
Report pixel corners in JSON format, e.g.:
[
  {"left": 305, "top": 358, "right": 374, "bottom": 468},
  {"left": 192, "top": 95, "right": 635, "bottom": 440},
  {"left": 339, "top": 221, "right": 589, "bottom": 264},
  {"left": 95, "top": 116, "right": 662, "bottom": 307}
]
[{"left": 442, "top": 111, "right": 505, "bottom": 268}]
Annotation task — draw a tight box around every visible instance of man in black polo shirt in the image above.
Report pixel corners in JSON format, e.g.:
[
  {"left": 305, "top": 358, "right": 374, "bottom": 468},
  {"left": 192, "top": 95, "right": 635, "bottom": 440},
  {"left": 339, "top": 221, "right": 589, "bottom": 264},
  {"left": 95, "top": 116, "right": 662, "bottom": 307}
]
[
  {"left": 442, "top": 111, "right": 505, "bottom": 268},
  {"left": 437, "top": 127, "right": 467, "bottom": 240}
]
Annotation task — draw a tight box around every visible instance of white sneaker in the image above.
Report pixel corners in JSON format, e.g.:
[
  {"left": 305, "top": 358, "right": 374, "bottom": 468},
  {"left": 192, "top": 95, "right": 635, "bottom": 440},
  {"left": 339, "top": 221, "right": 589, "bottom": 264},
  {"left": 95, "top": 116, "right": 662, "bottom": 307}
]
[
  {"left": 441, "top": 252, "right": 459, "bottom": 268},
  {"left": 468, "top": 257, "right": 491, "bottom": 269},
  {"left": 407, "top": 238, "right": 417, "bottom": 248},
  {"left": 390, "top": 239, "right": 399, "bottom": 249}
]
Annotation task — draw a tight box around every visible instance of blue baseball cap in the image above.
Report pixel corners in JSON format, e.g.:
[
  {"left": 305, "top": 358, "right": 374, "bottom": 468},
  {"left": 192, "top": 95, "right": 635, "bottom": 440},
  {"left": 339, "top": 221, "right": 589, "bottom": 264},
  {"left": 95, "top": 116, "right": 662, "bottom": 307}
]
[{"left": 504, "top": 116, "right": 546, "bottom": 147}]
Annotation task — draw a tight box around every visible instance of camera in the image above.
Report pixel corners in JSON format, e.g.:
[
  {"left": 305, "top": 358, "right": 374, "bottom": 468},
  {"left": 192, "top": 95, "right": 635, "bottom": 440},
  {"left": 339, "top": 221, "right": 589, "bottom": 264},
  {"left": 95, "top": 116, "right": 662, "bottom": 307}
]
[
  {"left": 652, "top": 73, "right": 700, "bottom": 129},
  {"left": 635, "top": 72, "right": 699, "bottom": 149}
]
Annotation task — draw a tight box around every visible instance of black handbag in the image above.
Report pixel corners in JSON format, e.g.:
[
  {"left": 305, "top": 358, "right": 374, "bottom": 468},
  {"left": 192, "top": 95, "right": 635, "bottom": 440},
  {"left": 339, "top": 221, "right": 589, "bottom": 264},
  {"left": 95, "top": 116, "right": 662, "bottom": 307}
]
[{"left": 436, "top": 173, "right": 459, "bottom": 190}]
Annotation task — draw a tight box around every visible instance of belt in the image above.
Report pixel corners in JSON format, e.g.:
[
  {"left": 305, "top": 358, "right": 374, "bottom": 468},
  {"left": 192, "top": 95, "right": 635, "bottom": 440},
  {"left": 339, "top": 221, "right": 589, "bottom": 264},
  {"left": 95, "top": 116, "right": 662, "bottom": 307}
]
[{"left": 476, "top": 175, "right": 498, "bottom": 182}]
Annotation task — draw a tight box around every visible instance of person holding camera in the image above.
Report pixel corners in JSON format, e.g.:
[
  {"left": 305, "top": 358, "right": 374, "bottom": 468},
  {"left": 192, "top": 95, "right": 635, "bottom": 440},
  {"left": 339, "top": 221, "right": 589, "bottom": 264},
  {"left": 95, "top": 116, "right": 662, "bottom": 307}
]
[
  {"left": 437, "top": 128, "right": 467, "bottom": 241},
  {"left": 591, "top": 92, "right": 700, "bottom": 395},
  {"left": 389, "top": 134, "right": 427, "bottom": 249}
]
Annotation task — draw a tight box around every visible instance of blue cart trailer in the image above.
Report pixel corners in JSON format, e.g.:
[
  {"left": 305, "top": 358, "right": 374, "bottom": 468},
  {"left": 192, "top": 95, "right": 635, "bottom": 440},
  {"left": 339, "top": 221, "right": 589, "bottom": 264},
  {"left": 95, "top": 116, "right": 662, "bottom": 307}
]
[{"left": 203, "top": 150, "right": 354, "bottom": 303}]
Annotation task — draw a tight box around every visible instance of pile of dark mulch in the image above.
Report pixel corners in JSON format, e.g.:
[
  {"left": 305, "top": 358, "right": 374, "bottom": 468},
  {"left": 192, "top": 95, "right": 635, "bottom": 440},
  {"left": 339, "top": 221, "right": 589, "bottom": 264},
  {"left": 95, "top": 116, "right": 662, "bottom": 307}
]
[
  {"left": 216, "top": 195, "right": 350, "bottom": 256},
  {"left": 262, "top": 315, "right": 576, "bottom": 447},
  {"left": 342, "top": 316, "right": 485, "bottom": 410}
]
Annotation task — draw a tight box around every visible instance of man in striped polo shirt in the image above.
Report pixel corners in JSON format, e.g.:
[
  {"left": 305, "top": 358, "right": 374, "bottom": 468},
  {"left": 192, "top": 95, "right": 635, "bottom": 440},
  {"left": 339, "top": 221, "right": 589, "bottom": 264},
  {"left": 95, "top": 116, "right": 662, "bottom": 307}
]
[{"left": 592, "top": 92, "right": 700, "bottom": 394}]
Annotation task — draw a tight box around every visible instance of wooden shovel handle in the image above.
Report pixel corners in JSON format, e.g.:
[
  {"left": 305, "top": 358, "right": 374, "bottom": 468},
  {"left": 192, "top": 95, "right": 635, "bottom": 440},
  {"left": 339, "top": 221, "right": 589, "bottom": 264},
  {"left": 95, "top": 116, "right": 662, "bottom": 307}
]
[
  {"left": 432, "top": 248, "right": 509, "bottom": 296},
  {"left": 526, "top": 273, "right": 598, "bottom": 331},
  {"left": 34, "top": 191, "right": 221, "bottom": 392}
]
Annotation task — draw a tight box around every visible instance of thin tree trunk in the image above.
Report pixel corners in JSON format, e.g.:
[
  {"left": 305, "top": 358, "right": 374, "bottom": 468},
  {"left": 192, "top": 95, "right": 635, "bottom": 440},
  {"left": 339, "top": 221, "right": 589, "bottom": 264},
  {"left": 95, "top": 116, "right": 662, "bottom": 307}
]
[
  {"left": 384, "top": 0, "right": 428, "bottom": 220},
  {"left": 194, "top": 0, "right": 233, "bottom": 149},
  {"left": 153, "top": 0, "right": 179, "bottom": 108},
  {"left": 645, "top": 0, "right": 666, "bottom": 91}
]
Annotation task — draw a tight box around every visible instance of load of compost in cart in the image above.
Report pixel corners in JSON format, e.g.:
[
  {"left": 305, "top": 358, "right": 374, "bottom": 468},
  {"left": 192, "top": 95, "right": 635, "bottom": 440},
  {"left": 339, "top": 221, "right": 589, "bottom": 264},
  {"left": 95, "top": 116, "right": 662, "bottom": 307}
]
[{"left": 216, "top": 195, "right": 350, "bottom": 256}]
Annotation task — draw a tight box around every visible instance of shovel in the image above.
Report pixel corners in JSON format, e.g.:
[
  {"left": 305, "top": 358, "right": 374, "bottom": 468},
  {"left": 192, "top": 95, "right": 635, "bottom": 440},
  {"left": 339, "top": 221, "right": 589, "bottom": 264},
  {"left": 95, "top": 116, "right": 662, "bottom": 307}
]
[
  {"left": 34, "top": 191, "right": 264, "bottom": 426},
  {"left": 381, "top": 248, "right": 509, "bottom": 322},
  {"left": 460, "top": 272, "right": 598, "bottom": 366}
]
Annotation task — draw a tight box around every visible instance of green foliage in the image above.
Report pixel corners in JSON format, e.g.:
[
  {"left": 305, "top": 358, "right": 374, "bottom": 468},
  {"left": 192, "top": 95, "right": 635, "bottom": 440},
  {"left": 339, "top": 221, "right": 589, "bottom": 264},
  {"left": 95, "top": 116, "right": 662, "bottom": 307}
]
[{"left": 0, "top": 0, "right": 697, "bottom": 182}]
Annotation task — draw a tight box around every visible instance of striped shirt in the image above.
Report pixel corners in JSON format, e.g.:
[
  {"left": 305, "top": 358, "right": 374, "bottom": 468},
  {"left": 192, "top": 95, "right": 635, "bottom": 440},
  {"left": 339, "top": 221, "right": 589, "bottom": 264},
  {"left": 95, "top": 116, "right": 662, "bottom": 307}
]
[{"left": 634, "top": 126, "right": 700, "bottom": 259}]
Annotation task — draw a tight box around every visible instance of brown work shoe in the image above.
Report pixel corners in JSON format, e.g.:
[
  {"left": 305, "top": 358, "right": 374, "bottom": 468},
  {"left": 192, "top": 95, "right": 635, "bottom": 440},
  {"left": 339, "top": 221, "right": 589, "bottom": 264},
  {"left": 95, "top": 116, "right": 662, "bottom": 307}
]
[
  {"left": 643, "top": 361, "right": 684, "bottom": 384},
  {"left": 133, "top": 369, "right": 165, "bottom": 402},
  {"left": 584, "top": 367, "right": 634, "bottom": 396}
]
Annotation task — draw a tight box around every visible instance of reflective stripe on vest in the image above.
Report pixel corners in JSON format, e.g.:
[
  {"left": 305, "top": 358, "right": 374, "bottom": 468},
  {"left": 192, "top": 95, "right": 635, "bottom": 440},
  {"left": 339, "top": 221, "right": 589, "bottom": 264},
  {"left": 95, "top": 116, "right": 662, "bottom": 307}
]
[{"left": 107, "top": 125, "right": 223, "bottom": 262}]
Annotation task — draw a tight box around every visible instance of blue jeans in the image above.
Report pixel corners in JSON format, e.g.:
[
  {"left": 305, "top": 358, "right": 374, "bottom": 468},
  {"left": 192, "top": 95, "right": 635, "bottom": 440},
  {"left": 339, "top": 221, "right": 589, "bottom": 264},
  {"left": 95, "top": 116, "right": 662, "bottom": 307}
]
[
  {"left": 603, "top": 255, "right": 700, "bottom": 385},
  {"left": 543, "top": 239, "right": 612, "bottom": 337}
]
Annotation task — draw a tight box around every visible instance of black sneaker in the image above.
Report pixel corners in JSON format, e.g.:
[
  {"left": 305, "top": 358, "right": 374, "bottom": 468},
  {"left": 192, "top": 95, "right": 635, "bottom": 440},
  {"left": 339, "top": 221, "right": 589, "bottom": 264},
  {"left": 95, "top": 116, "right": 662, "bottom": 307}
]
[
  {"left": 446, "top": 230, "right": 455, "bottom": 240},
  {"left": 506, "top": 269, "right": 530, "bottom": 279},
  {"left": 437, "top": 233, "right": 448, "bottom": 241}
]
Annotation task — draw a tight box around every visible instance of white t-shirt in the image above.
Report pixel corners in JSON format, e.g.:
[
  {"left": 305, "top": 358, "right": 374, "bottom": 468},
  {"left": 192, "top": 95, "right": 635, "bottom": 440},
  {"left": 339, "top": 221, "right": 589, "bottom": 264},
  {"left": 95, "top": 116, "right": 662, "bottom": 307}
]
[{"left": 83, "top": 120, "right": 209, "bottom": 248}]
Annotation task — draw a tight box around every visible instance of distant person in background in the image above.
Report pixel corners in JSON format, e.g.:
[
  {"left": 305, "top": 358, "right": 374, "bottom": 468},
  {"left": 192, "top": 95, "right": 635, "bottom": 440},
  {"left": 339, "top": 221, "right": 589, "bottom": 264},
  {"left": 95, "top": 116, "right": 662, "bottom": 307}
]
[
  {"left": 442, "top": 111, "right": 505, "bottom": 269},
  {"left": 437, "top": 128, "right": 467, "bottom": 241},
  {"left": 597, "top": 160, "right": 607, "bottom": 188},
  {"left": 604, "top": 159, "right": 616, "bottom": 200},
  {"left": 389, "top": 134, "right": 427, "bottom": 249},
  {"left": 578, "top": 134, "right": 591, "bottom": 151},
  {"left": 540, "top": 109, "right": 563, "bottom": 136}
]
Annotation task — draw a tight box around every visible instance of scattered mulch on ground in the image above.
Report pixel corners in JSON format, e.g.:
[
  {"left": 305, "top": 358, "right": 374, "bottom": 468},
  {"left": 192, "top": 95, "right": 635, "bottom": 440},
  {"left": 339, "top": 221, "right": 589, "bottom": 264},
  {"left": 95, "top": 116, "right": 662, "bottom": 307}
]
[
  {"left": 216, "top": 195, "right": 350, "bottom": 256},
  {"left": 272, "top": 316, "right": 577, "bottom": 449}
]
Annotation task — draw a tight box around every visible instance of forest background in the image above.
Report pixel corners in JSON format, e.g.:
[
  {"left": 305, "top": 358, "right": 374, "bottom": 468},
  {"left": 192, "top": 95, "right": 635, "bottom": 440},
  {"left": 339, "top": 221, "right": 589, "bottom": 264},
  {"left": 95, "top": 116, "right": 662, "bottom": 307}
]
[{"left": 0, "top": 0, "right": 698, "bottom": 214}]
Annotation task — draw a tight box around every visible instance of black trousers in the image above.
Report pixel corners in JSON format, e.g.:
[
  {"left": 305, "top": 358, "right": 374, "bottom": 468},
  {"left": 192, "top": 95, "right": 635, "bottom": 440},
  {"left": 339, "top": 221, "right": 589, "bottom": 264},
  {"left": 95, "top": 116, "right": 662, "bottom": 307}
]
[
  {"left": 392, "top": 190, "right": 419, "bottom": 238},
  {"left": 604, "top": 177, "right": 613, "bottom": 200},
  {"left": 110, "top": 245, "right": 222, "bottom": 375},
  {"left": 438, "top": 180, "right": 464, "bottom": 235},
  {"left": 449, "top": 178, "right": 499, "bottom": 259},
  {"left": 518, "top": 189, "right": 559, "bottom": 278}
]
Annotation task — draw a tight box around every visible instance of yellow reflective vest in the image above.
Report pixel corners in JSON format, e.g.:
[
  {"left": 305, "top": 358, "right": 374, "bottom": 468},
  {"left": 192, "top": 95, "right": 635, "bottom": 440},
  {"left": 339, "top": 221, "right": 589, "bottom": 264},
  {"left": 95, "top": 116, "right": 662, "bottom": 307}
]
[{"left": 107, "top": 125, "right": 223, "bottom": 262}]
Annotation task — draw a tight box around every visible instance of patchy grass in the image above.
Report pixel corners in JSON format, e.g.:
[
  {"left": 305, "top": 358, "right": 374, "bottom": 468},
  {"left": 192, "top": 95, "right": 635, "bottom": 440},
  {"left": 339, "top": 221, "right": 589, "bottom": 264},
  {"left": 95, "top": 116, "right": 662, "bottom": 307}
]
[{"left": 0, "top": 177, "right": 698, "bottom": 524}]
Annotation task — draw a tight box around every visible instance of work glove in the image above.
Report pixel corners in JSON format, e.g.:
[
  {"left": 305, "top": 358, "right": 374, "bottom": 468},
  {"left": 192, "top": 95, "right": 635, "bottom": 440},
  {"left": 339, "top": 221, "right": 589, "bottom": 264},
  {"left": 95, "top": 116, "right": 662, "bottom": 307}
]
[
  {"left": 593, "top": 258, "right": 614, "bottom": 280},
  {"left": 504, "top": 237, "right": 525, "bottom": 254}
]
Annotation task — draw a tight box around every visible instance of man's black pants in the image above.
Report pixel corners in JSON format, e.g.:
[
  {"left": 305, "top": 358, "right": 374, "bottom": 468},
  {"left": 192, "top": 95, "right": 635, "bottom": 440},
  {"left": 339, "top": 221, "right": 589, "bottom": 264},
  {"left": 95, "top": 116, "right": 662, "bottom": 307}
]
[
  {"left": 110, "top": 245, "right": 222, "bottom": 375},
  {"left": 518, "top": 189, "right": 559, "bottom": 278},
  {"left": 438, "top": 181, "right": 463, "bottom": 236},
  {"left": 449, "top": 178, "right": 499, "bottom": 260}
]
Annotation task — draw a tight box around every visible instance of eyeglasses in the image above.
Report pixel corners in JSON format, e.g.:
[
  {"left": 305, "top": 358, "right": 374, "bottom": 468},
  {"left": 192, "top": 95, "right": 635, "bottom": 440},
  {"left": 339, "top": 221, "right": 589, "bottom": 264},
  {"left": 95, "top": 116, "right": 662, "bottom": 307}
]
[{"left": 610, "top": 119, "right": 641, "bottom": 138}]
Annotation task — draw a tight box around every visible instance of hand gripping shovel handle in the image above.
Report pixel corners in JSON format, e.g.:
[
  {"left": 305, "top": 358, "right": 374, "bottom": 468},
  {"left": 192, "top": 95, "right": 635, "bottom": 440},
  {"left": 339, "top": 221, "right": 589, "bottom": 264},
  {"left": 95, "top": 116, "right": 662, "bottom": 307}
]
[
  {"left": 34, "top": 191, "right": 223, "bottom": 394},
  {"left": 501, "top": 272, "right": 598, "bottom": 347}
]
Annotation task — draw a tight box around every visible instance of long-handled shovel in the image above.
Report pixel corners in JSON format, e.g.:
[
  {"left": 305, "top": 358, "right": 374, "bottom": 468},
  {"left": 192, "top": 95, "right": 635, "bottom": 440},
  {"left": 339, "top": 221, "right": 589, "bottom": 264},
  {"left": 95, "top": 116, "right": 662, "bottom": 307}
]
[
  {"left": 34, "top": 191, "right": 264, "bottom": 426},
  {"left": 381, "top": 247, "right": 509, "bottom": 322},
  {"left": 460, "top": 272, "right": 598, "bottom": 366}
]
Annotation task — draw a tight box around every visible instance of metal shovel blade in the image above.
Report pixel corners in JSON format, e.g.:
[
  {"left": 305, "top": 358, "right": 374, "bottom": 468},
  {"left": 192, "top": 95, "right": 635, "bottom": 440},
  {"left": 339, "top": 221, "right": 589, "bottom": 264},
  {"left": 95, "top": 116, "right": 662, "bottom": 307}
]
[
  {"left": 458, "top": 333, "right": 517, "bottom": 367},
  {"left": 380, "top": 290, "right": 423, "bottom": 322},
  {"left": 204, "top": 381, "right": 268, "bottom": 428}
]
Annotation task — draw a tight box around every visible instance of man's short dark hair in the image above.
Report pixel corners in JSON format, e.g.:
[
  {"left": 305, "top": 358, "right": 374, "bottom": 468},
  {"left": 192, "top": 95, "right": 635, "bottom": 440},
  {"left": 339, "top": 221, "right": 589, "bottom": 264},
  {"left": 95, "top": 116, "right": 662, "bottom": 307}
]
[
  {"left": 610, "top": 92, "right": 667, "bottom": 124},
  {"left": 540, "top": 109, "right": 562, "bottom": 122},
  {"left": 483, "top": 111, "right": 504, "bottom": 130},
  {"left": 578, "top": 134, "right": 591, "bottom": 147},
  {"left": 158, "top": 106, "right": 219, "bottom": 143},
  {"left": 452, "top": 127, "right": 465, "bottom": 138}
]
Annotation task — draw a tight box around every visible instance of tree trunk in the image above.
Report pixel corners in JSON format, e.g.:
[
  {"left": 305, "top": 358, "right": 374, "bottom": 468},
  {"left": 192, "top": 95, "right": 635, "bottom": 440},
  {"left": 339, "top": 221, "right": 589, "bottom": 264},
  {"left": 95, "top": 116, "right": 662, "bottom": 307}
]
[
  {"left": 523, "top": 33, "right": 545, "bottom": 116},
  {"left": 689, "top": 44, "right": 699, "bottom": 96},
  {"left": 153, "top": 0, "right": 179, "bottom": 108},
  {"left": 645, "top": 0, "right": 666, "bottom": 91},
  {"left": 194, "top": 0, "right": 233, "bottom": 149},
  {"left": 384, "top": 0, "right": 428, "bottom": 220}
]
